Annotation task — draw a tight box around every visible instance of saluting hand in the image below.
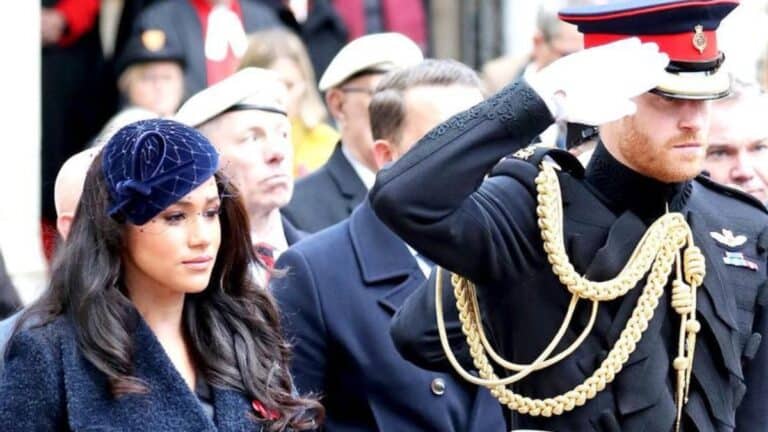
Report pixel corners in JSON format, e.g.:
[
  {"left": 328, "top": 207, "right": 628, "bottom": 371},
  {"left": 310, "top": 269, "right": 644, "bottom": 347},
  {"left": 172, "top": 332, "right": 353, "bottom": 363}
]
[{"left": 527, "top": 37, "right": 669, "bottom": 126}]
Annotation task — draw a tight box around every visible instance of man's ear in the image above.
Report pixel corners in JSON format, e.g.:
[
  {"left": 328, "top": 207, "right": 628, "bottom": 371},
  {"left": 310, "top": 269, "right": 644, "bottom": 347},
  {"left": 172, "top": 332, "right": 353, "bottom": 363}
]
[
  {"left": 372, "top": 139, "right": 396, "bottom": 171},
  {"left": 325, "top": 89, "right": 345, "bottom": 123}
]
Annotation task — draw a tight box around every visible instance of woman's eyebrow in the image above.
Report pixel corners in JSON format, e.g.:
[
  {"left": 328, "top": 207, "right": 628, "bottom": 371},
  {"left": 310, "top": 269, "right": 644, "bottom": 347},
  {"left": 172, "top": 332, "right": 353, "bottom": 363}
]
[{"left": 170, "top": 196, "right": 221, "bottom": 208}]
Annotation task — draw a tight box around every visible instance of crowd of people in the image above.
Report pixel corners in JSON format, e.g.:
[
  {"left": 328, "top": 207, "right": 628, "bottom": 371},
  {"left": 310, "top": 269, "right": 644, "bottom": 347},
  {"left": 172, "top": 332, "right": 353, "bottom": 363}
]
[{"left": 1, "top": 0, "right": 768, "bottom": 430}]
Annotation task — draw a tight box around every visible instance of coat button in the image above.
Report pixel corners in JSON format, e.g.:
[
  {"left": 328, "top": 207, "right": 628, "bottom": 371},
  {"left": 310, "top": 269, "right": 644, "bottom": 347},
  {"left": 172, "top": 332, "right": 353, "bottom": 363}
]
[{"left": 431, "top": 378, "right": 446, "bottom": 396}]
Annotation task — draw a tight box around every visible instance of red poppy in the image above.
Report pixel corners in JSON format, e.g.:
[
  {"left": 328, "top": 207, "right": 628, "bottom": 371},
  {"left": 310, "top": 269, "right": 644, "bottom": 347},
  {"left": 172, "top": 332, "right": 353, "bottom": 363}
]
[{"left": 252, "top": 400, "right": 280, "bottom": 421}]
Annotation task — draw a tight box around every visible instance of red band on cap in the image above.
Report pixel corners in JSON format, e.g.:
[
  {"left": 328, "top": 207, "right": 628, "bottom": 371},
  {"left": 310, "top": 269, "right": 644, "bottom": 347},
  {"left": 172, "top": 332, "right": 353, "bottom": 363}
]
[
  {"left": 584, "top": 31, "right": 718, "bottom": 62},
  {"left": 559, "top": 0, "right": 738, "bottom": 22}
]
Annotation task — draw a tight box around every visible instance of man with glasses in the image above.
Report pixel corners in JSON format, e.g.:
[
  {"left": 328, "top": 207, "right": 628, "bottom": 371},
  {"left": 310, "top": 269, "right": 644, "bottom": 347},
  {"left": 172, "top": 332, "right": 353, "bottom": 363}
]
[{"left": 282, "top": 32, "right": 423, "bottom": 233}]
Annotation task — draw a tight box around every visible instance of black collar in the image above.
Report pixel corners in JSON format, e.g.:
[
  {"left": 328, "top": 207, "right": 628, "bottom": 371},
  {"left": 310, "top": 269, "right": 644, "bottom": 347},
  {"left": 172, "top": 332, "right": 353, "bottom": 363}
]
[{"left": 584, "top": 142, "right": 692, "bottom": 224}]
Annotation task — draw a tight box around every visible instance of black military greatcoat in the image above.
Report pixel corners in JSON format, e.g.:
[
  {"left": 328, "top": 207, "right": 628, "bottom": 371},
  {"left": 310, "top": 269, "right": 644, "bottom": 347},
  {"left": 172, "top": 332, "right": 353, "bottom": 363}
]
[{"left": 369, "top": 81, "right": 768, "bottom": 431}]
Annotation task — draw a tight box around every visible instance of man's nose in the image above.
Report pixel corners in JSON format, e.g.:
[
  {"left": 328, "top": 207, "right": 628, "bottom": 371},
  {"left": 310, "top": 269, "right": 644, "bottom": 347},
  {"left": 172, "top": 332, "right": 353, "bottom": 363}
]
[
  {"left": 677, "top": 100, "right": 709, "bottom": 134},
  {"left": 731, "top": 150, "right": 756, "bottom": 183}
]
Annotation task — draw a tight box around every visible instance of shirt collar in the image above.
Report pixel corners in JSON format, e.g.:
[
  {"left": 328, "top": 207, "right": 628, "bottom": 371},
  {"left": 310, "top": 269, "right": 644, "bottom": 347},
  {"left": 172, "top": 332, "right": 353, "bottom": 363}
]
[
  {"left": 404, "top": 244, "right": 433, "bottom": 278},
  {"left": 341, "top": 144, "right": 376, "bottom": 190}
]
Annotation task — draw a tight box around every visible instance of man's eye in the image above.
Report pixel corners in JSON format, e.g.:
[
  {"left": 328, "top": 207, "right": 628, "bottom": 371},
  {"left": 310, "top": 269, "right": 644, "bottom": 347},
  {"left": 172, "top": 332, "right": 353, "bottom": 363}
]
[
  {"left": 752, "top": 143, "right": 768, "bottom": 153},
  {"left": 706, "top": 149, "right": 729, "bottom": 159}
]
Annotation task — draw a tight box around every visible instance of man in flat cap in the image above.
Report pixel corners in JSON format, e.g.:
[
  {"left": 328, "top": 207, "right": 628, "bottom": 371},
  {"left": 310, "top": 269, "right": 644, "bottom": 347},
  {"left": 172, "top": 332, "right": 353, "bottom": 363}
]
[
  {"left": 176, "top": 68, "right": 303, "bottom": 270},
  {"left": 371, "top": 0, "right": 768, "bottom": 430},
  {"left": 282, "top": 32, "right": 423, "bottom": 233}
]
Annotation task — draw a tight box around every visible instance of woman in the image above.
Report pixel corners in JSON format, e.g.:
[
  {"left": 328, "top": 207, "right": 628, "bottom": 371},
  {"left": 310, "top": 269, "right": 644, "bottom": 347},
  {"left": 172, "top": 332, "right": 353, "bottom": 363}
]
[
  {"left": 240, "top": 29, "right": 339, "bottom": 178},
  {"left": 0, "top": 119, "right": 322, "bottom": 431}
]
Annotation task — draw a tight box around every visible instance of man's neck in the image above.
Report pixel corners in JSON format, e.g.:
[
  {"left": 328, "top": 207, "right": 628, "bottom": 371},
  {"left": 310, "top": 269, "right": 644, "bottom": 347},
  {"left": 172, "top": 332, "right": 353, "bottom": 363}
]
[
  {"left": 585, "top": 142, "right": 690, "bottom": 220},
  {"left": 250, "top": 208, "right": 288, "bottom": 251}
]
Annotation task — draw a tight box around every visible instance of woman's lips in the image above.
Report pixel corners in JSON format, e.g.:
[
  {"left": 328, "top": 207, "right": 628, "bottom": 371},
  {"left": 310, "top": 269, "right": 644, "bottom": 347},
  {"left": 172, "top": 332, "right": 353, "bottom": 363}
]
[{"left": 182, "top": 256, "right": 213, "bottom": 270}]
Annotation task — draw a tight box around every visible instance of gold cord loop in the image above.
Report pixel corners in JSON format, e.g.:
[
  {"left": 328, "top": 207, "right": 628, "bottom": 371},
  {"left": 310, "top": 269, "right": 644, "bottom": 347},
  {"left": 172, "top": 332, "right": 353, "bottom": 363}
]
[{"left": 436, "top": 163, "right": 704, "bottom": 431}]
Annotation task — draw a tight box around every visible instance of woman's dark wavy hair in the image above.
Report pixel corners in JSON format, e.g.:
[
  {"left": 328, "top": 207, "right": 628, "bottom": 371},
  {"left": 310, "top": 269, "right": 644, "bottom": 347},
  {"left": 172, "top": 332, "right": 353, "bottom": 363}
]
[{"left": 13, "top": 152, "right": 323, "bottom": 431}]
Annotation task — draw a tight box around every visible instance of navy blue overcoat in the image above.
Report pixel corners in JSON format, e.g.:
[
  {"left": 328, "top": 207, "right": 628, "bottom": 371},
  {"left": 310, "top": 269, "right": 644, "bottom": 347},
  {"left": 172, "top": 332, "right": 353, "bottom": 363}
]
[
  {"left": 0, "top": 315, "right": 268, "bottom": 431},
  {"left": 271, "top": 201, "right": 505, "bottom": 431}
]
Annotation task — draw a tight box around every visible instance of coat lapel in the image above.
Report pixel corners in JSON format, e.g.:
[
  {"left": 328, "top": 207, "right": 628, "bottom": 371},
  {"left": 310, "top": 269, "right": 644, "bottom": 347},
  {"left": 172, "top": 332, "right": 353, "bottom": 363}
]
[
  {"left": 61, "top": 314, "right": 216, "bottom": 431},
  {"left": 684, "top": 204, "right": 743, "bottom": 381},
  {"left": 348, "top": 201, "right": 425, "bottom": 315},
  {"left": 326, "top": 144, "right": 368, "bottom": 214},
  {"left": 561, "top": 172, "right": 647, "bottom": 348},
  {"left": 130, "top": 317, "right": 218, "bottom": 428},
  {"left": 686, "top": 210, "right": 739, "bottom": 331},
  {"left": 576, "top": 209, "right": 671, "bottom": 417},
  {"left": 282, "top": 216, "right": 307, "bottom": 246}
]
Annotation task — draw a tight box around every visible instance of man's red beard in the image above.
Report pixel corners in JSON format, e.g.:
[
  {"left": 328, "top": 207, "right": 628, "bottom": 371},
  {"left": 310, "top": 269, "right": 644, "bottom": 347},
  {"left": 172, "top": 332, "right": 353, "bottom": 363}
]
[{"left": 617, "top": 118, "right": 706, "bottom": 183}]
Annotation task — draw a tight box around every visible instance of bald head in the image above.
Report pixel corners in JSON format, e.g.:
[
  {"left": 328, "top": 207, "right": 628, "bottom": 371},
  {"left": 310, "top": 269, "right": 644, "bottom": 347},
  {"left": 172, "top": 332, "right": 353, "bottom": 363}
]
[{"left": 54, "top": 147, "right": 100, "bottom": 239}]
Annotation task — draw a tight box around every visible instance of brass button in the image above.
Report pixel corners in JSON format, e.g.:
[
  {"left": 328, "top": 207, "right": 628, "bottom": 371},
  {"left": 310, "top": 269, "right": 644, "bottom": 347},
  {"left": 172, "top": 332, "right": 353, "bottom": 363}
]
[{"left": 431, "top": 378, "right": 446, "bottom": 396}]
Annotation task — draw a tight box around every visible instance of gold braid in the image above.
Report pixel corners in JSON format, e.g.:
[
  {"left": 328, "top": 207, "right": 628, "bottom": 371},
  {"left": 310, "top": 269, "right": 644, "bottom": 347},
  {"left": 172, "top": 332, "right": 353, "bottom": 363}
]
[{"left": 435, "top": 162, "right": 705, "bottom": 431}]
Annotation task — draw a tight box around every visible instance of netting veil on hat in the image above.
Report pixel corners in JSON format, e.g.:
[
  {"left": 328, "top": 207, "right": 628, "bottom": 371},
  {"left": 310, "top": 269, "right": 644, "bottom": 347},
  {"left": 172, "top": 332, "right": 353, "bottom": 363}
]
[{"left": 102, "top": 119, "right": 219, "bottom": 225}]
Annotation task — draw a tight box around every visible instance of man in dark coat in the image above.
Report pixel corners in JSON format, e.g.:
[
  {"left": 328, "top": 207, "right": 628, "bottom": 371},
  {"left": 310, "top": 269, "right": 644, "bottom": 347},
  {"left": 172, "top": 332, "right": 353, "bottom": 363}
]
[
  {"left": 370, "top": 1, "right": 768, "bottom": 431},
  {"left": 282, "top": 32, "right": 423, "bottom": 232},
  {"left": 271, "top": 59, "right": 506, "bottom": 431}
]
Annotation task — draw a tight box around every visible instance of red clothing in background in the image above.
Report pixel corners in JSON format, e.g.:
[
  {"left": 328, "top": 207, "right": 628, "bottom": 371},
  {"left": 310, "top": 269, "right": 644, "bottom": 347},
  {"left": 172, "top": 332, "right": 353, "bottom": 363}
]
[
  {"left": 190, "top": 0, "right": 245, "bottom": 85},
  {"left": 331, "top": 0, "right": 426, "bottom": 49},
  {"left": 54, "top": 0, "right": 100, "bottom": 46}
]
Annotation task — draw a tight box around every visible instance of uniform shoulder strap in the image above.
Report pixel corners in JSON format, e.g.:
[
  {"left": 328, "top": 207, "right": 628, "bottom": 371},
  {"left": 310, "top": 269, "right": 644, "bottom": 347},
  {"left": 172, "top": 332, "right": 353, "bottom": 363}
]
[
  {"left": 695, "top": 174, "right": 768, "bottom": 215},
  {"left": 490, "top": 144, "right": 585, "bottom": 179}
]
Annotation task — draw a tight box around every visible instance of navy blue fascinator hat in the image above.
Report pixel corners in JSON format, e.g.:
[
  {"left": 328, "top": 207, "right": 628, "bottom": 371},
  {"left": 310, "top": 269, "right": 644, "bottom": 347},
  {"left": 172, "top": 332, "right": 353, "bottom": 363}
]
[{"left": 102, "top": 119, "right": 219, "bottom": 225}]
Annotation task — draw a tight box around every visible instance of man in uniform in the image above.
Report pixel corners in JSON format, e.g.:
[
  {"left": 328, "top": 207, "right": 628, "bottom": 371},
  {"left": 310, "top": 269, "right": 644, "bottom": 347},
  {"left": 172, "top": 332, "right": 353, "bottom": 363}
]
[{"left": 370, "top": 1, "right": 768, "bottom": 430}]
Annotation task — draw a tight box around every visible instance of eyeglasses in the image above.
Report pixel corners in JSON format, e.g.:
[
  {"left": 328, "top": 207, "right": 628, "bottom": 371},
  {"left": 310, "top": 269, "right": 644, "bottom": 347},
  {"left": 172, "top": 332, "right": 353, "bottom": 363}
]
[{"left": 339, "top": 86, "right": 376, "bottom": 96}]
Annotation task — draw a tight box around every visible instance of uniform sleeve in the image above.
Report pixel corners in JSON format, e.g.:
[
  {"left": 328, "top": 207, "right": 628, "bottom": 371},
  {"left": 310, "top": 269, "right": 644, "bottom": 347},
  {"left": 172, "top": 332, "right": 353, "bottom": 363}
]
[
  {"left": 735, "top": 277, "right": 768, "bottom": 427},
  {"left": 0, "top": 331, "right": 64, "bottom": 429},
  {"left": 369, "top": 80, "right": 554, "bottom": 286},
  {"left": 390, "top": 267, "right": 473, "bottom": 372},
  {"left": 270, "top": 249, "right": 329, "bottom": 395}
]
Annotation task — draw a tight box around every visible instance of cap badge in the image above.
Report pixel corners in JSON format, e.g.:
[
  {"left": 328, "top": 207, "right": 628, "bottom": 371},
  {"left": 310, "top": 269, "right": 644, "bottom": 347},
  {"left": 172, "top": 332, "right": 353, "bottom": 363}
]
[
  {"left": 710, "top": 229, "right": 747, "bottom": 249},
  {"left": 692, "top": 25, "right": 707, "bottom": 54},
  {"left": 141, "top": 29, "right": 166, "bottom": 52}
]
